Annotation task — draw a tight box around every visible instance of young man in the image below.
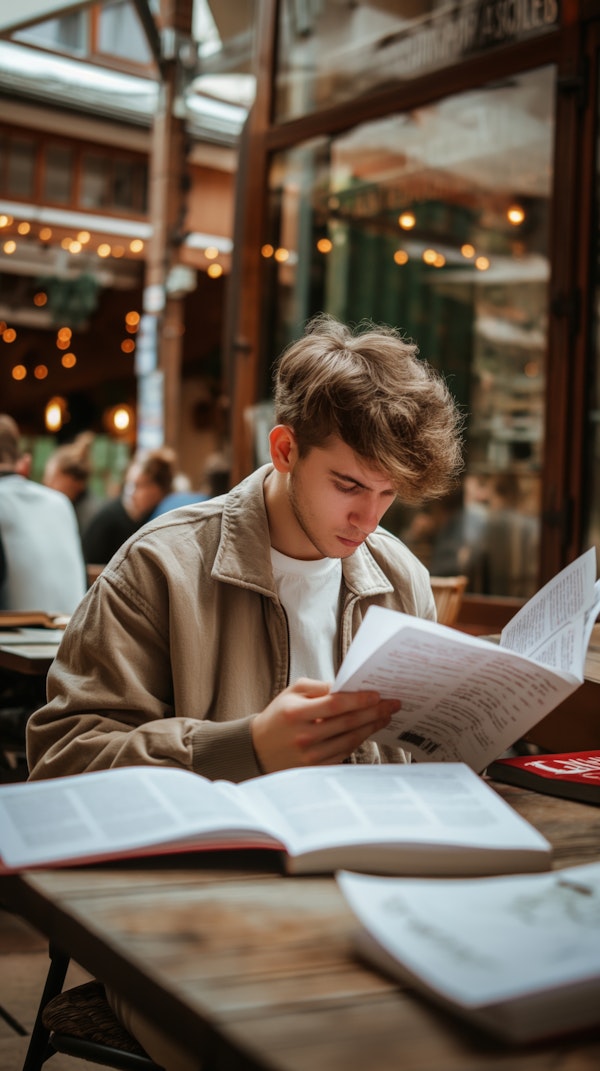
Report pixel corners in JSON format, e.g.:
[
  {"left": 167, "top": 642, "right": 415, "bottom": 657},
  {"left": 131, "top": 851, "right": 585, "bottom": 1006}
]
[
  {"left": 26, "top": 315, "right": 463, "bottom": 1070},
  {"left": 27, "top": 314, "right": 463, "bottom": 783}
]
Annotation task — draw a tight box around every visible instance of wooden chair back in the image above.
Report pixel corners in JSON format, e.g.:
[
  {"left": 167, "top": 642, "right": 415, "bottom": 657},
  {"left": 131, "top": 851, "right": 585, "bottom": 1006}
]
[{"left": 430, "top": 575, "right": 468, "bottom": 628}]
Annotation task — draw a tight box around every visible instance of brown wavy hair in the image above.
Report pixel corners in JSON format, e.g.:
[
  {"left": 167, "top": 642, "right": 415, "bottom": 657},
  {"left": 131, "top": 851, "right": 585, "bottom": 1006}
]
[
  {"left": 0, "top": 414, "right": 21, "bottom": 465},
  {"left": 47, "top": 431, "right": 94, "bottom": 483},
  {"left": 138, "top": 447, "right": 177, "bottom": 495},
  {"left": 273, "top": 314, "right": 464, "bottom": 504}
]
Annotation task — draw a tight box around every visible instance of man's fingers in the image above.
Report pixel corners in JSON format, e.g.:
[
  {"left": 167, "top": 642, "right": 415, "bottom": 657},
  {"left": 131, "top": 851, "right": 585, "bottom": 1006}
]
[
  {"left": 296, "top": 697, "right": 399, "bottom": 748},
  {"left": 251, "top": 680, "right": 401, "bottom": 774},
  {"left": 296, "top": 718, "right": 390, "bottom": 766},
  {"left": 290, "top": 678, "right": 332, "bottom": 699}
]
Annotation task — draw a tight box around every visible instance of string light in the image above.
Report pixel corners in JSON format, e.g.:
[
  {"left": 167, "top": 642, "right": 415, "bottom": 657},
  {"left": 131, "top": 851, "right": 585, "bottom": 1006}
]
[
  {"left": 398, "top": 211, "right": 416, "bottom": 229},
  {"left": 507, "top": 204, "right": 525, "bottom": 225}
]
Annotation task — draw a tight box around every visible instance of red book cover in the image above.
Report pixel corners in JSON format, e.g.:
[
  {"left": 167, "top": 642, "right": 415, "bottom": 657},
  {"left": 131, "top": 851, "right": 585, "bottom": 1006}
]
[{"left": 486, "top": 751, "right": 600, "bottom": 805}]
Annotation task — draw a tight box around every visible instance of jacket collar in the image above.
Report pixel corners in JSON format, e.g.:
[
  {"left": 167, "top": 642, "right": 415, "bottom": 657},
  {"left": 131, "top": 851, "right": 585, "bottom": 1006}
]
[{"left": 212, "top": 464, "right": 393, "bottom": 599}]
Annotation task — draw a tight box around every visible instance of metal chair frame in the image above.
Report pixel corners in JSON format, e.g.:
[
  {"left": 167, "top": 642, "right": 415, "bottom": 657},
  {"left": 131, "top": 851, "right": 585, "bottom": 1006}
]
[{"left": 22, "top": 943, "right": 163, "bottom": 1071}]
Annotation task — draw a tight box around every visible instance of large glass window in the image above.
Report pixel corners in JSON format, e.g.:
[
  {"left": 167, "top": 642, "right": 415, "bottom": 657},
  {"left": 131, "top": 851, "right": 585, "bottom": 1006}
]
[
  {"left": 264, "top": 66, "right": 555, "bottom": 599},
  {"left": 276, "top": 0, "right": 559, "bottom": 122}
]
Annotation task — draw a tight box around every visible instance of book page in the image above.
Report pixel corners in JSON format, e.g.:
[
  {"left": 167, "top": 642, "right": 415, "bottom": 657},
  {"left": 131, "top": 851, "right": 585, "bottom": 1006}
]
[
  {"left": 338, "top": 863, "right": 600, "bottom": 1009},
  {"left": 0, "top": 766, "right": 277, "bottom": 870},
  {"left": 584, "top": 579, "right": 600, "bottom": 652},
  {"left": 332, "top": 609, "right": 576, "bottom": 770},
  {"left": 500, "top": 547, "right": 598, "bottom": 675},
  {"left": 236, "top": 763, "right": 550, "bottom": 858}
]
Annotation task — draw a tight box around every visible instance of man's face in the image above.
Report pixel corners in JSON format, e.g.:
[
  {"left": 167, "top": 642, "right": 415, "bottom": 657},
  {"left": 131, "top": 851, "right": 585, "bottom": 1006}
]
[
  {"left": 124, "top": 463, "right": 163, "bottom": 520},
  {"left": 287, "top": 437, "right": 396, "bottom": 560},
  {"left": 129, "top": 474, "right": 163, "bottom": 520}
]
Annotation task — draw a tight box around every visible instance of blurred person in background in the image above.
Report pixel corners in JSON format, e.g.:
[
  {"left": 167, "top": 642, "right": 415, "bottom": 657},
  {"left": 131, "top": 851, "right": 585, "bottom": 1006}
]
[
  {"left": 43, "top": 431, "right": 103, "bottom": 537},
  {"left": 479, "top": 472, "right": 539, "bottom": 598},
  {"left": 0, "top": 414, "right": 87, "bottom": 614},
  {"left": 81, "top": 446, "right": 178, "bottom": 565},
  {"left": 146, "top": 449, "right": 231, "bottom": 521},
  {"left": 0, "top": 414, "right": 88, "bottom": 766}
]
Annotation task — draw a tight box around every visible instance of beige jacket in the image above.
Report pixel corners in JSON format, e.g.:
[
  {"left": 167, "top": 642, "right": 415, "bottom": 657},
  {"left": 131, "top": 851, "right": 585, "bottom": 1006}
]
[{"left": 27, "top": 465, "right": 435, "bottom": 782}]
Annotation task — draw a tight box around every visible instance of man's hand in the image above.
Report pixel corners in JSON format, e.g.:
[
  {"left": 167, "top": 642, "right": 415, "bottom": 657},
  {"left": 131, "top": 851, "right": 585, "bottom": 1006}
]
[{"left": 250, "top": 678, "right": 401, "bottom": 773}]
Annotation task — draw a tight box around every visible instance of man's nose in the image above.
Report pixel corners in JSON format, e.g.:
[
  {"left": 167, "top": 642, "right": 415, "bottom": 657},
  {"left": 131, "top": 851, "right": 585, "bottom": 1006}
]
[{"left": 350, "top": 498, "right": 380, "bottom": 534}]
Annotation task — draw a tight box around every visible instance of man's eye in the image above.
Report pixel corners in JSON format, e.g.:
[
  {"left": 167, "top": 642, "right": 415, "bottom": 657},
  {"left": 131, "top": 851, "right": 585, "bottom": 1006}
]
[{"left": 334, "top": 482, "right": 357, "bottom": 494}]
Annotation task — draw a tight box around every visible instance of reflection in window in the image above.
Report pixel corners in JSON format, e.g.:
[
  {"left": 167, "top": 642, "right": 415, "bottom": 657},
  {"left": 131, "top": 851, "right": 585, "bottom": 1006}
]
[
  {"left": 43, "top": 145, "right": 73, "bottom": 204},
  {"left": 80, "top": 152, "right": 147, "bottom": 213},
  {"left": 114, "top": 159, "right": 147, "bottom": 213},
  {"left": 265, "top": 66, "right": 555, "bottom": 598},
  {"left": 81, "top": 154, "right": 111, "bottom": 209},
  {"left": 98, "top": 0, "right": 152, "bottom": 65},
  {"left": 6, "top": 138, "right": 36, "bottom": 199},
  {"left": 15, "top": 11, "right": 87, "bottom": 55}
]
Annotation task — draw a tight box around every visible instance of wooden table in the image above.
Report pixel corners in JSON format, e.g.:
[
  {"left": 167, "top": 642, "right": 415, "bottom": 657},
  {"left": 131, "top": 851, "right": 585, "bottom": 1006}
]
[
  {"left": 0, "top": 630, "right": 61, "bottom": 771},
  {"left": 0, "top": 643, "right": 59, "bottom": 676},
  {"left": 0, "top": 630, "right": 61, "bottom": 676},
  {"left": 1, "top": 783, "right": 599, "bottom": 1071}
]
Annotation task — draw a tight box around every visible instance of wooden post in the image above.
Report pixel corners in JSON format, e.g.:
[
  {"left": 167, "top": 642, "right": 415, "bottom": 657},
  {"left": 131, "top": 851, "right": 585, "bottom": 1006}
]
[
  {"left": 225, "top": 0, "right": 278, "bottom": 484},
  {"left": 142, "top": 0, "right": 193, "bottom": 450}
]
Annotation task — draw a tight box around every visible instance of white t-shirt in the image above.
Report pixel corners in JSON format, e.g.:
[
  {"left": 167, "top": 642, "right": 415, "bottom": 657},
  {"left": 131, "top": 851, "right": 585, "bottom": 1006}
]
[
  {"left": 270, "top": 547, "right": 342, "bottom": 685},
  {"left": 0, "top": 474, "right": 87, "bottom": 613}
]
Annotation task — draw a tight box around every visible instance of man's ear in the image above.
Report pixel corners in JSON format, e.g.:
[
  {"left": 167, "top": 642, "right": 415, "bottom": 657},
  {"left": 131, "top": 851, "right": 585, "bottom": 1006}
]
[
  {"left": 269, "top": 425, "right": 298, "bottom": 473},
  {"left": 16, "top": 453, "right": 31, "bottom": 478}
]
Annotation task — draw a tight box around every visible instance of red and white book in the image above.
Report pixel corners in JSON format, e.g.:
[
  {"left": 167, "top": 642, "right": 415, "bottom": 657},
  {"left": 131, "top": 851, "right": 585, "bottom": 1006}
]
[{"left": 486, "top": 751, "right": 600, "bottom": 805}]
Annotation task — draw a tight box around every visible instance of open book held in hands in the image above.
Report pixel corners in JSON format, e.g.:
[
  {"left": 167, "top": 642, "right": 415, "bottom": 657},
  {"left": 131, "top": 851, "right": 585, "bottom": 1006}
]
[
  {"left": 0, "top": 762, "right": 551, "bottom": 876},
  {"left": 333, "top": 547, "right": 600, "bottom": 772},
  {"left": 338, "top": 862, "right": 600, "bottom": 1044}
]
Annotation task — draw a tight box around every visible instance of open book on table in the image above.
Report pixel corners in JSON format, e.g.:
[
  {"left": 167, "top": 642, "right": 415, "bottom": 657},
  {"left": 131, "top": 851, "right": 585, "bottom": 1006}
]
[
  {"left": 0, "top": 762, "right": 551, "bottom": 876},
  {"left": 333, "top": 547, "right": 600, "bottom": 772},
  {"left": 337, "top": 862, "right": 600, "bottom": 1044}
]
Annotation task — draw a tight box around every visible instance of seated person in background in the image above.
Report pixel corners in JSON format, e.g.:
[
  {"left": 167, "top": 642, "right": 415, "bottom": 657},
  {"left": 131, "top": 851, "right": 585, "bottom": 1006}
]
[
  {"left": 0, "top": 414, "right": 87, "bottom": 614},
  {"left": 26, "top": 315, "right": 463, "bottom": 1069},
  {"left": 146, "top": 451, "right": 231, "bottom": 520},
  {"left": 0, "top": 414, "right": 88, "bottom": 760},
  {"left": 42, "top": 431, "right": 103, "bottom": 537},
  {"left": 147, "top": 471, "right": 208, "bottom": 521},
  {"left": 125, "top": 445, "right": 178, "bottom": 522},
  {"left": 81, "top": 447, "right": 177, "bottom": 565},
  {"left": 479, "top": 472, "right": 540, "bottom": 599}
]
